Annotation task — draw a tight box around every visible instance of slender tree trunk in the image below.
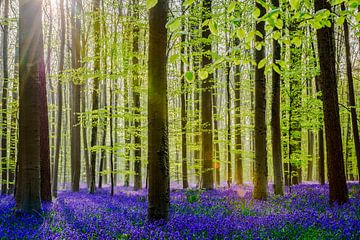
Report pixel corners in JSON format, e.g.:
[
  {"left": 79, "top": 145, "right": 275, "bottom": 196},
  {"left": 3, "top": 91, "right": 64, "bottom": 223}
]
[
  {"left": 234, "top": 63, "right": 243, "bottom": 186},
  {"left": 201, "top": 0, "right": 214, "bottom": 190},
  {"left": 315, "top": 0, "right": 348, "bottom": 204},
  {"left": 213, "top": 90, "right": 220, "bottom": 187},
  {"left": 52, "top": 0, "right": 65, "bottom": 198},
  {"left": 341, "top": 3, "right": 360, "bottom": 183},
  {"left": 226, "top": 61, "right": 232, "bottom": 188},
  {"left": 180, "top": 3, "right": 188, "bottom": 189},
  {"left": 253, "top": 2, "right": 268, "bottom": 200},
  {"left": 89, "top": 0, "right": 101, "bottom": 194},
  {"left": 132, "top": 1, "right": 142, "bottom": 191},
  {"left": 1, "top": 0, "right": 9, "bottom": 195},
  {"left": 271, "top": 0, "right": 284, "bottom": 195},
  {"left": 123, "top": 77, "right": 130, "bottom": 187},
  {"left": 70, "top": 0, "right": 81, "bottom": 192},
  {"left": 147, "top": 0, "right": 169, "bottom": 222}
]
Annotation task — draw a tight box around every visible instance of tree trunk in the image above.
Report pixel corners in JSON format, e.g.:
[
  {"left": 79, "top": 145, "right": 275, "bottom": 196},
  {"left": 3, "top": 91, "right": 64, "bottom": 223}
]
[
  {"left": 1, "top": 0, "right": 9, "bottom": 195},
  {"left": 52, "top": 0, "right": 65, "bottom": 198},
  {"left": 147, "top": 0, "right": 169, "bottom": 221},
  {"left": 70, "top": 0, "right": 81, "bottom": 192},
  {"left": 213, "top": 89, "right": 220, "bottom": 187},
  {"left": 234, "top": 63, "right": 243, "bottom": 186},
  {"left": 132, "top": 1, "right": 142, "bottom": 191},
  {"left": 314, "top": 0, "right": 348, "bottom": 204},
  {"left": 341, "top": 3, "right": 360, "bottom": 184},
  {"left": 270, "top": 0, "right": 283, "bottom": 195},
  {"left": 201, "top": 0, "right": 214, "bottom": 190},
  {"left": 226, "top": 61, "right": 232, "bottom": 188},
  {"left": 89, "top": 0, "right": 101, "bottom": 194},
  {"left": 16, "top": 0, "right": 45, "bottom": 212},
  {"left": 253, "top": 2, "right": 268, "bottom": 200}
]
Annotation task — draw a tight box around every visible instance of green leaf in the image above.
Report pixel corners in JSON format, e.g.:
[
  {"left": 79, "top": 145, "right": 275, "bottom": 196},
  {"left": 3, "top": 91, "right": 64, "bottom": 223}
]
[
  {"left": 289, "top": 0, "right": 300, "bottom": 10},
  {"left": 253, "top": 8, "right": 261, "bottom": 18},
  {"left": 258, "top": 58, "right": 267, "bottom": 69},
  {"left": 228, "top": 2, "right": 236, "bottom": 13},
  {"left": 331, "top": 0, "right": 346, "bottom": 6},
  {"left": 255, "top": 42, "right": 263, "bottom": 51},
  {"left": 183, "top": 0, "right": 195, "bottom": 7},
  {"left": 199, "top": 69, "right": 209, "bottom": 80},
  {"left": 185, "top": 71, "right": 195, "bottom": 82},
  {"left": 169, "top": 54, "right": 179, "bottom": 63},
  {"left": 236, "top": 28, "right": 246, "bottom": 39},
  {"left": 275, "top": 19, "right": 283, "bottom": 29},
  {"left": 146, "top": 0, "right": 158, "bottom": 10},
  {"left": 273, "top": 64, "right": 281, "bottom": 74},
  {"left": 209, "top": 19, "right": 218, "bottom": 35},
  {"left": 167, "top": 18, "right": 181, "bottom": 32},
  {"left": 336, "top": 16, "right": 345, "bottom": 26},
  {"left": 292, "top": 37, "right": 301, "bottom": 47},
  {"left": 273, "top": 31, "right": 281, "bottom": 40}
]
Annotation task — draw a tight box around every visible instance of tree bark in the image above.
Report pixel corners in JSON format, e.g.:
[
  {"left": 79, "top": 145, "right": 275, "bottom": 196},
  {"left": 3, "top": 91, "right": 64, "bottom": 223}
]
[
  {"left": 314, "top": 0, "right": 348, "bottom": 204},
  {"left": 341, "top": 3, "right": 360, "bottom": 184},
  {"left": 16, "top": 0, "right": 45, "bottom": 212},
  {"left": 89, "top": 0, "right": 101, "bottom": 194},
  {"left": 1, "top": 0, "right": 9, "bottom": 195},
  {"left": 200, "top": 0, "right": 214, "bottom": 190},
  {"left": 70, "top": 0, "right": 81, "bottom": 192},
  {"left": 147, "top": 0, "right": 169, "bottom": 221},
  {"left": 253, "top": 2, "right": 268, "bottom": 200}
]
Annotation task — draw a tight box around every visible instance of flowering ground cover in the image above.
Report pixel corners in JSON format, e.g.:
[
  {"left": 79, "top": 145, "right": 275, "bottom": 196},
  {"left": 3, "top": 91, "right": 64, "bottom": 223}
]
[{"left": 0, "top": 183, "right": 359, "bottom": 239}]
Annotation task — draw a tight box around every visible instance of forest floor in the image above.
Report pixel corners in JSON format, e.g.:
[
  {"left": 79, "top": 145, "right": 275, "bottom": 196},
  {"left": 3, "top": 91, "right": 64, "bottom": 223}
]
[{"left": 0, "top": 183, "right": 359, "bottom": 239}]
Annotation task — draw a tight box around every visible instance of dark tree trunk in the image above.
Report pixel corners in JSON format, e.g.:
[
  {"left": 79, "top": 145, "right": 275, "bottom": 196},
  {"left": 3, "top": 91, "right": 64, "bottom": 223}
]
[
  {"left": 132, "top": 1, "right": 142, "bottom": 191},
  {"left": 201, "top": 0, "right": 214, "bottom": 190},
  {"left": 253, "top": 2, "right": 268, "bottom": 200},
  {"left": 225, "top": 61, "right": 232, "bottom": 188},
  {"left": 89, "top": 0, "right": 101, "bottom": 194},
  {"left": 271, "top": 0, "right": 284, "bottom": 195},
  {"left": 39, "top": 36, "right": 52, "bottom": 202},
  {"left": 147, "top": 0, "right": 169, "bottom": 222},
  {"left": 16, "top": 0, "right": 45, "bottom": 212},
  {"left": 314, "top": 0, "right": 348, "bottom": 204},
  {"left": 341, "top": 3, "right": 360, "bottom": 184}
]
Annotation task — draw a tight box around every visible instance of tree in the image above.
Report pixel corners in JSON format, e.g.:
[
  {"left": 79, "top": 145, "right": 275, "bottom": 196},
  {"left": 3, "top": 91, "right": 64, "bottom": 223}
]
[
  {"left": 89, "top": 0, "right": 101, "bottom": 194},
  {"left": 132, "top": 0, "right": 142, "bottom": 191},
  {"left": 180, "top": 1, "right": 188, "bottom": 189},
  {"left": 147, "top": 0, "right": 169, "bottom": 221},
  {"left": 53, "top": 0, "right": 66, "bottom": 198},
  {"left": 253, "top": 1, "right": 268, "bottom": 200},
  {"left": 16, "top": 0, "right": 46, "bottom": 212},
  {"left": 314, "top": 0, "right": 348, "bottom": 204},
  {"left": 201, "top": 0, "right": 214, "bottom": 190},
  {"left": 271, "top": 0, "right": 284, "bottom": 195},
  {"left": 1, "top": 0, "right": 9, "bottom": 195},
  {"left": 341, "top": 2, "right": 360, "bottom": 184},
  {"left": 70, "top": 0, "right": 82, "bottom": 192}
]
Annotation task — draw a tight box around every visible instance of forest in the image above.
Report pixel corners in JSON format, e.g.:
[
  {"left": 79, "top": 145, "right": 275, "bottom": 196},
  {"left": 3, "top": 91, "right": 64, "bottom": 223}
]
[{"left": 0, "top": 0, "right": 360, "bottom": 239}]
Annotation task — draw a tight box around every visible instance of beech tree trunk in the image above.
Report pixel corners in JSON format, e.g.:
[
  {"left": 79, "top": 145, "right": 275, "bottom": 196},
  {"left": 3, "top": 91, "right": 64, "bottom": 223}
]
[
  {"left": 201, "top": 0, "right": 214, "bottom": 190},
  {"left": 315, "top": 0, "right": 348, "bottom": 204},
  {"left": 1, "top": 0, "right": 9, "bottom": 195},
  {"left": 147, "top": 0, "right": 169, "bottom": 221},
  {"left": 16, "top": 0, "right": 45, "bottom": 212},
  {"left": 70, "top": 0, "right": 81, "bottom": 192},
  {"left": 271, "top": 0, "right": 283, "bottom": 195},
  {"left": 253, "top": 2, "right": 268, "bottom": 200},
  {"left": 341, "top": 3, "right": 360, "bottom": 184}
]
